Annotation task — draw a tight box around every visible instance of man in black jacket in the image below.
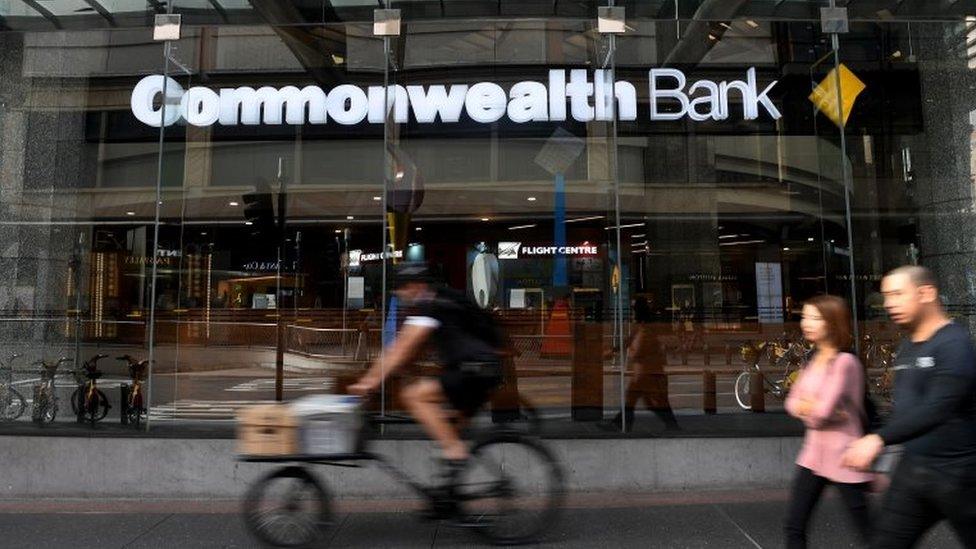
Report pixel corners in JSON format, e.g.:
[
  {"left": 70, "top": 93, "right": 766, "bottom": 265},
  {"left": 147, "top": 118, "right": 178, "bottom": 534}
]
[{"left": 843, "top": 265, "right": 976, "bottom": 548}]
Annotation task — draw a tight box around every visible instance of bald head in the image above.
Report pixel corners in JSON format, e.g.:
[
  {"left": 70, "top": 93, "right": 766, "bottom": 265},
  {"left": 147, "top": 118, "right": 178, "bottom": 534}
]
[{"left": 881, "top": 265, "right": 941, "bottom": 327}]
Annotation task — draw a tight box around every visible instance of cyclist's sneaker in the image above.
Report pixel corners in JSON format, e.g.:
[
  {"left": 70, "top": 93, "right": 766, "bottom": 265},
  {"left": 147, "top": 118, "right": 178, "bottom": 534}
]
[{"left": 419, "top": 458, "right": 467, "bottom": 521}]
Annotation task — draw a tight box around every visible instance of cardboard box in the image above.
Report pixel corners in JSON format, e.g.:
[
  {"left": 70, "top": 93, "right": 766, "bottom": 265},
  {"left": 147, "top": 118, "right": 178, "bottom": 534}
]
[{"left": 237, "top": 404, "right": 299, "bottom": 456}]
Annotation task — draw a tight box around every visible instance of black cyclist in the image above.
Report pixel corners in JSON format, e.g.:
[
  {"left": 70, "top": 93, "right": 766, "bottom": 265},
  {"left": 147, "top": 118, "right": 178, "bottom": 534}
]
[{"left": 349, "top": 262, "right": 504, "bottom": 468}]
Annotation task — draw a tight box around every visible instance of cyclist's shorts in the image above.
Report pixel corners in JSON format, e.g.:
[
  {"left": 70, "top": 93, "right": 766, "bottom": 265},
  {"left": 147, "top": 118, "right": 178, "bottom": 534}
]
[{"left": 439, "top": 361, "right": 502, "bottom": 417}]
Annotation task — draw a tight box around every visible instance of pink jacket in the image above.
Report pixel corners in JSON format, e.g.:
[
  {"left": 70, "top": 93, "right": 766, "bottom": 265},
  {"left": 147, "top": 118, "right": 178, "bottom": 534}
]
[{"left": 785, "top": 352, "right": 874, "bottom": 484}]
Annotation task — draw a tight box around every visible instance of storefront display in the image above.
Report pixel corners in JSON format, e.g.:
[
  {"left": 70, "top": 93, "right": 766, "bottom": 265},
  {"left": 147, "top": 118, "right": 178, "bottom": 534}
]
[{"left": 0, "top": 2, "right": 974, "bottom": 434}]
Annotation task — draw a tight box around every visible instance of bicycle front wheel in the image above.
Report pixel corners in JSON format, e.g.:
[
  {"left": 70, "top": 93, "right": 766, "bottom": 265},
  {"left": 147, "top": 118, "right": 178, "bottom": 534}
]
[
  {"left": 87, "top": 389, "right": 110, "bottom": 423},
  {"left": 2, "top": 388, "right": 26, "bottom": 421},
  {"left": 457, "top": 433, "right": 564, "bottom": 545},
  {"left": 242, "top": 466, "right": 333, "bottom": 548},
  {"left": 733, "top": 371, "right": 752, "bottom": 410}
]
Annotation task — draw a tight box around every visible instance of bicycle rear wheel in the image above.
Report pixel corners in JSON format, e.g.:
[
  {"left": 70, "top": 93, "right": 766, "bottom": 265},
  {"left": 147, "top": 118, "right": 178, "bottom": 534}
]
[
  {"left": 456, "top": 433, "right": 564, "bottom": 545},
  {"left": 242, "top": 466, "right": 333, "bottom": 548},
  {"left": 2, "top": 388, "right": 26, "bottom": 421},
  {"left": 733, "top": 371, "right": 752, "bottom": 410},
  {"left": 87, "top": 389, "right": 110, "bottom": 423}
]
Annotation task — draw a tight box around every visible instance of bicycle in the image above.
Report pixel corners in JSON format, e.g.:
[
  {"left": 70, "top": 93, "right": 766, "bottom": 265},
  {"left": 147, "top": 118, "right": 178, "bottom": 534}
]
[
  {"left": 71, "top": 353, "right": 112, "bottom": 425},
  {"left": 1, "top": 354, "right": 27, "bottom": 421},
  {"left": 240, "top": 400, "right": 564, "bottom": 548},
  {"left": 734, "top": 338, "right": 807, "bottom": 410},
  {"left": 118, "top": 355, "right": 148, "bottom": 427},
  {"left": 31, "top": 357, "right": 72, "bottom": 424},
  {"left": 862, "top": 334, "right": 896, "bottom": 402}
]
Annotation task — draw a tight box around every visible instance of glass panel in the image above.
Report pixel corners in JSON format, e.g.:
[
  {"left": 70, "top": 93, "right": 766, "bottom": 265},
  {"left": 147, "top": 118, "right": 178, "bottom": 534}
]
[
  {"left": 611, "top": 14, "right": 851, "bottom": 431},
  {"left": 152, "top": 19, "right": 386, "bottom": 425},
  {"left": 0, "top": 26, "right": 165, "bottom": 431},
  {"left": 840, "top": 20, "right": 976, "bottom": 405},
  {"left": 381, "top": 14, "right": 623, "bottom": 432}
]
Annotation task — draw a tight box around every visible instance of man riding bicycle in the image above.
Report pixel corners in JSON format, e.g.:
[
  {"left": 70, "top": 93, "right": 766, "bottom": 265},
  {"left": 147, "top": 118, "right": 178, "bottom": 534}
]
[{"left": 349, "top": 262, "right": 504, "bottom": 470}]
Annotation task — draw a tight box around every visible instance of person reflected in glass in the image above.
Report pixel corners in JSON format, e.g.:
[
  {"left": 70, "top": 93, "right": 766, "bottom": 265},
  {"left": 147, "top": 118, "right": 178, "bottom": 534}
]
[
  {"left": 784, "top": 295, "right": 873, "bottom": 549},
  {"left": 607, "top": 296, "right": 679, "bottom": 432}
]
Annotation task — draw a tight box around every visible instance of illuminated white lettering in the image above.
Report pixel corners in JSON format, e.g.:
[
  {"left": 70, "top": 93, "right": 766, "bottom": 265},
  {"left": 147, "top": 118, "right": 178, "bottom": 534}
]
[{"left": 129, "top": 68, "right": 780, "bottom": 128}]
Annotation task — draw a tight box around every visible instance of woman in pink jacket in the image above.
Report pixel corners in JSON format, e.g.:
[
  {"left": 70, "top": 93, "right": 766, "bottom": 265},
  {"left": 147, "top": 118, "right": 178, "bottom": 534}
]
[{"left": 784, "top": 295, "right": 873, "bottom": 548}]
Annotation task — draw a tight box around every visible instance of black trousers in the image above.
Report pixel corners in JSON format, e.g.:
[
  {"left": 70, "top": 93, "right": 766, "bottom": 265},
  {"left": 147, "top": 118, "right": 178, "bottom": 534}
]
[
  {"left": 873, "top": 456, "right": 976, "bottom": 549},
  {"left": 785, "top": 466, "right": 871, "bottom": 549}
]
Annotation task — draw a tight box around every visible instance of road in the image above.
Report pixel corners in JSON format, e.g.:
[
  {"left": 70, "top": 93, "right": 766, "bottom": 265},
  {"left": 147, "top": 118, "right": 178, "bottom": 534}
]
[{"left": 0, "top": 491, "right": 958, "bottom": 548}]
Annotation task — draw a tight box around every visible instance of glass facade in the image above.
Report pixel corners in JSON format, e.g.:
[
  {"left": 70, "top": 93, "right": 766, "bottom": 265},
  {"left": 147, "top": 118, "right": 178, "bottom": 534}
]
[{"left": 2, "top": 1, "right": 976, "bottom": 435}]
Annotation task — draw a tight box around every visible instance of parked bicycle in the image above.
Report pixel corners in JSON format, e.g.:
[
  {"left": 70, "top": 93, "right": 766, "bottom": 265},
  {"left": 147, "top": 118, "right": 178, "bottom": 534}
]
[
  {"left": 1, "top": 354, "right": 27, "bottom": 421},
  {"left": 240, "top": 402, "right": 564, "bottom": 548},
  {"left": 734, "top": 336, "right": 808, "bottom": 410},
  {"left": 71, "top": 353, "right": 112, "bottom": 425},
  {"left": 118, "top": 355, "right": 148, "bottom": 427},
  {"left": 862, "top": 334, "right": 896, "bottom": 402},
  {"left": 31, "top": 357, "right": 72, "bottom": 424}
]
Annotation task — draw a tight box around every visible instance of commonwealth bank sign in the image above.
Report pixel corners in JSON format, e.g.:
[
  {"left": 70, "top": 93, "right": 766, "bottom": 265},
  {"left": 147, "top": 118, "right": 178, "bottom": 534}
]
[{"left": 130, "top": 68, "right": 780, "bottom": 128}]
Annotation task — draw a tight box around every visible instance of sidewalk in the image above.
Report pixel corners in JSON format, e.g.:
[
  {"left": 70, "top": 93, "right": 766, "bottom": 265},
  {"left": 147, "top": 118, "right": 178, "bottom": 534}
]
[{"left": 0, "top": 491, "right": 957, "bottom": 548}]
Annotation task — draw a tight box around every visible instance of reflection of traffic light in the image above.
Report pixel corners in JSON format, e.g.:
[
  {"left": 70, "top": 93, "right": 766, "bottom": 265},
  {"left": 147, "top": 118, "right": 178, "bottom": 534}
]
[{"left": 242, "top": 181, "right": 279, "bottom": 243}]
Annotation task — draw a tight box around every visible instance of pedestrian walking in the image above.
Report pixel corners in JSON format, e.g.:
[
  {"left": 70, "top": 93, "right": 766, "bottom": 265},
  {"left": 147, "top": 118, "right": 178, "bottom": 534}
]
[
  {"left": 843, "top": 266, "right": 976, "bottom": 548},
  {"left": 605, "top": 296, "right": 679, "bottom": 432},
  {"left": 785, "top": 295, "right": 873, "bottom": 548}
]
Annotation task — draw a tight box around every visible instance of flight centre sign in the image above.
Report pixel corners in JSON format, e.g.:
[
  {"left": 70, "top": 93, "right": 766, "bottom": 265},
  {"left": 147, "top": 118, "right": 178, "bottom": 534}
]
[{"left": 130, "top": 68, "right": 781, "bottom": 128}]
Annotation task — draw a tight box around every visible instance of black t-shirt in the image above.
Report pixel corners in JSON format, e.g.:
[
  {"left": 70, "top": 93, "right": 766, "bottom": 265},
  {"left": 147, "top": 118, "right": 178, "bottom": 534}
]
[
  {"left": 877, "top": 322, "right": 976, "bottom": 470},
  {"left": 404, "top": 287, "right": 503, "bottom": 369}
]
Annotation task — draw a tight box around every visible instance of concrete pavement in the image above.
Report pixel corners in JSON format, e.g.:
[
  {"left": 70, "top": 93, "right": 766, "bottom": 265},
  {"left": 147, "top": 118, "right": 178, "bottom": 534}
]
[{"left": 0, "top": 492, "right": 959, "bottom": 548}]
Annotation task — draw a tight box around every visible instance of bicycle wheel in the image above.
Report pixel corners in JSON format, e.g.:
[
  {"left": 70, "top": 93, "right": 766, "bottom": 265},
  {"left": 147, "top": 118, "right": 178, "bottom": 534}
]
[
  {"left": 126, "top": 397, "right": 145, "bottom": 428},
  {"left": 456, "top": 433, "right": 564, "bottom": 545},
  {"left": 88, "top": 389, "right": 110, "bottom": 423},
  {"left": 70, "top": 387, "right": 81, "bottom": 415},
  {"left": 733, "top": 371, "right": 752, "bottom": 410},
  {"left": 2, "top": 388, "right": 26, "bottom": 421},
  {"left": 242, "top": 466, "right": 333, "bottom": 549}
]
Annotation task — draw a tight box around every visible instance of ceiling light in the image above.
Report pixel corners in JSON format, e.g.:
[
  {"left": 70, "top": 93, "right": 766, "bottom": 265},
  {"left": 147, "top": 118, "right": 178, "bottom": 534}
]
[
  {"left": 566, "top": 215, "right": 604, "bottom": 224},
  {"left": 509, "top": 224, "right": 537, "bottom": 230},
  {"left": 527, "top": 197, "right": 537, "bottom": 202},
  {"left": 719, "top": 239, "right": 765, "bottom": 247},
  {"left": 228, "top": 201, "right": 239, "bottom": 207},
  {"left": 334, "top": 229, "right": 341, "bottom": 234},
  {"left": 415, "top": 227, "right": 423, "bottom": 231},
  {"left": 372, "top": 196, "right": 381, "bottom": 201},
  {"left": 807, "top": 237, "right": 815, "bottom": 242},
  {"left": 745, "top": 19, "right": 759, "bottom": 28},
  {"left": 481, "top": 217, "right": 490, "bottom": 222},
  {"left": 125, "top": 211, "right": 135, "bottom": 216},
  {"left": 346, "top": 215, "right": 355, "bottom": 220},
  {"left": 782, "top": 247, "right": 790, "bottom": 251},
  {"left": 244, "top": 221, "right": 253, "bottom": 226}
]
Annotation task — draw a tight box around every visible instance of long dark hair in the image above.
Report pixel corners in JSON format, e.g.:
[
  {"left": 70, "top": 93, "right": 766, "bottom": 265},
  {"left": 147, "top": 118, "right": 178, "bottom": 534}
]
[{"left": 805, "top": 295, "right": 853, "bottom": 351}]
